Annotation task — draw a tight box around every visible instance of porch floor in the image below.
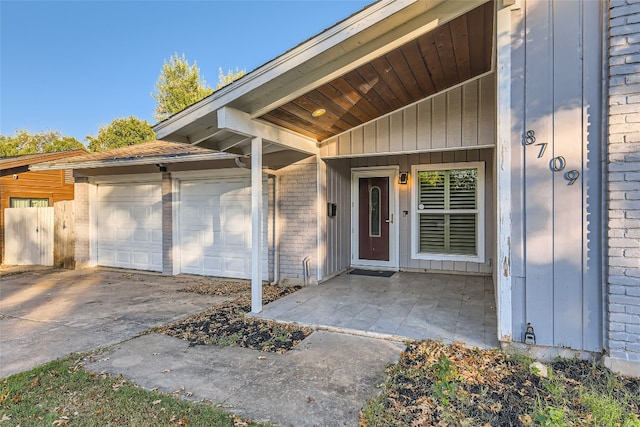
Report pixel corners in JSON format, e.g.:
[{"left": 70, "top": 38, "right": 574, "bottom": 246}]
[{"left": 255, "top": 271, "right": 498, "bottom": 349}]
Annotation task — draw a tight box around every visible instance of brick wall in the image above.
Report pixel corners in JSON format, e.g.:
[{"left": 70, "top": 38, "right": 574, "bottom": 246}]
[
  {"left": 607, "top": 0, "right": 640, "bottom": 371},
  {"left": 277, "top": 161, "right": 318, "bottom": 284},
  {"left": 73, "top": 179, "right": 91, "bottom": 268},
  {"left": 268, "top": 176, "right": 274, "bottom": 282}
]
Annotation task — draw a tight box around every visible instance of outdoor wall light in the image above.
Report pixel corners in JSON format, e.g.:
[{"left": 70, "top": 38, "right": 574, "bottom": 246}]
[{"left": 399, "top": 172, "right": 409, "bottom": 184}]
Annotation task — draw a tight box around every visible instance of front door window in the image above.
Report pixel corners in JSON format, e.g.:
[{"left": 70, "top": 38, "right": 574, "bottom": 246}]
[{"left": 369, "top": 186, "right": 381, "bottom": 237}]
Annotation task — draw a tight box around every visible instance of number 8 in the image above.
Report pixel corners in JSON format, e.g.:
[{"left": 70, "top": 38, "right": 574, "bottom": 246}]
[{"left": 524, "top": 130, "right": 536, "bottom": 145}]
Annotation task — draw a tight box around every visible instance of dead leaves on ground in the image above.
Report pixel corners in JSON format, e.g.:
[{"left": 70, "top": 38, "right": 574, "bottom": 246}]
[
  {"left": 360, "top": 340, "right": 640, "bottom": 427},
  {"left": 155, "top": 284, "right": 312, "bottom": 353},
  {"left": 178, "top": 280, "right": 251, "bottom": 296}
]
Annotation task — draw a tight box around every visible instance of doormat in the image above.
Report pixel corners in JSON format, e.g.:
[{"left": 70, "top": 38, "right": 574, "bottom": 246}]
[{"left": 348, "top": 269, "right": 395, "bottom": 278}]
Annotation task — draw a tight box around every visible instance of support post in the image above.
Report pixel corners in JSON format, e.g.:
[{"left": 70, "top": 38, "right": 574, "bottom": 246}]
[
  {"left": 251, "top": 137, "right": 263, "bottom": 313},
  {"left": 496, "top": 4, "right": 513, "bottom": 342}
]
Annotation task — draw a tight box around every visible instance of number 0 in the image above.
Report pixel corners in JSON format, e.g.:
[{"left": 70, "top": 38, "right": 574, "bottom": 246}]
[{"left": 550, "top": 156, "right": 566, "bottom": 172}]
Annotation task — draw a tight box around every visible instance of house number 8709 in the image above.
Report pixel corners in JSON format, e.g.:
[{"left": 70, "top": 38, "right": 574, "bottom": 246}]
[{"left": 524, "top": 129, "right": 580, "bottom": 186}]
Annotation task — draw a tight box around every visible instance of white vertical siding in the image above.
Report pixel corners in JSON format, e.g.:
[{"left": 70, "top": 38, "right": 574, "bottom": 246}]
[
  {"left": 321, "top": 149, "right": 495, "bottom": 279},
  {"left": 319, "top": 74, "right": 496, "bottom": 158},
  {"left": 324, "top": 159, "right": 351, "bottom": 276},
  {"left": 508, "top": 0, "right": 603, "bottom": 352}
]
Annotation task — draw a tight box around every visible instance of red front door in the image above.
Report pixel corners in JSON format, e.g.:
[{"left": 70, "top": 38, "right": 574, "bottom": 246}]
[{"left": 358, "top": 177, "right": 390, "bottom": 261}]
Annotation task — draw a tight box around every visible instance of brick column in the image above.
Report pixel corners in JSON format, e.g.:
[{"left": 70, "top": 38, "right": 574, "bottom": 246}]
[
  {"left": 606, "top": 0, "right": 640, "bottom": 376},
  {"left": 162, "top": 172, "right": 173, "bottom": 275},
  {"left": 73, "top": 177, "right": 91, "bottom": 269},
  {"left": 278, "top": 161, "right": 318, "bottom": 285}
]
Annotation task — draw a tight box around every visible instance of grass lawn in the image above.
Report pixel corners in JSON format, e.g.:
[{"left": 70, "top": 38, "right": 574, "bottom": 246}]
[
  {"left": 0, "top": 355, "right": 267, "bottom": 427},
  {"left": 360, "top": 340, "right": 640, "bottom": 427}
]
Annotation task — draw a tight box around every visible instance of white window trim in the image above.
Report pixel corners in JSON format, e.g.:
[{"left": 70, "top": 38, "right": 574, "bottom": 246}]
[{"left": 411, "top": 161, "right": 485, "bottom": 263}]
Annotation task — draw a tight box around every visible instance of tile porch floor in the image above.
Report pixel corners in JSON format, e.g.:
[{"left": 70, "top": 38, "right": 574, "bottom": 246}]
[{"left": 255, "top": 271, "right": 499, "bottom": 349}]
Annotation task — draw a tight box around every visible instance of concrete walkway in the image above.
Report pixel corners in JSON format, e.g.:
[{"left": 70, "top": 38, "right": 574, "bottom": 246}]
[
  {"left": 0, "top": 267, "right": 404, "bottom": 427},
  {"left": 88, "top": 332, "right": 403, "bottom": 427}
]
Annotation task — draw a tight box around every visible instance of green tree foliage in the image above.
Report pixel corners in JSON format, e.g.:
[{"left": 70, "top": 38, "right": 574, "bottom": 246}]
[
  {"left": 216, "top": 67, "right": 246, "bottom": 90},
  {"left": 0, "top": 130, "right": 85, "bottom": 157},
  {"left": 85, "top": 116, "right": 156, "bottom": 152},
  {"left": 152, "top": 53, "right": 214, "bottom": 121}
]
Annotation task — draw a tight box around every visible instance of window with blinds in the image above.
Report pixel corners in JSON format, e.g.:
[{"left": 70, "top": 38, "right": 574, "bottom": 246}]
[
  {"left": 411, "top": 162, "right": 485, "bottom": 262},
  {"left": 10, "top": 198, "right": 50, "bottom": 208}
]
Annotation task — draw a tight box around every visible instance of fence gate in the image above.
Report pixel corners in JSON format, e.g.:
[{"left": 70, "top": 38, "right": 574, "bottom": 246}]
[
  {"left": 4, "top": 207, "right": 54, "bottom": 266},
  {"left": 54, "top": 201, "right": 75, "bottom": 268}
]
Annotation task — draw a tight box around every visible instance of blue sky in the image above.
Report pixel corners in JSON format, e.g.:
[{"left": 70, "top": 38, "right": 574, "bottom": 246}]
[{"left": 0, "top": 0, "right": 373, "bottom": 144}]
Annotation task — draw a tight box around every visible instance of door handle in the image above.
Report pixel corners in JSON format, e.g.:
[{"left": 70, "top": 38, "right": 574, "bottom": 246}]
[{"left": 385, "top": 214, "right": 394, "bottom": 224}]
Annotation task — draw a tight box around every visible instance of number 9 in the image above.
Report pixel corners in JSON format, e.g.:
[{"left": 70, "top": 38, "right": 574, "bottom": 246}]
[{"left": 565, "top": 170, "right": 580, "bottom": 186}]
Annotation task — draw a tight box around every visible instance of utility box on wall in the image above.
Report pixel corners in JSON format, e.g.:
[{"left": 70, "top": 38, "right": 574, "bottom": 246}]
[{"left": 327, "top": 202, "right": 337, "bottom": 218}]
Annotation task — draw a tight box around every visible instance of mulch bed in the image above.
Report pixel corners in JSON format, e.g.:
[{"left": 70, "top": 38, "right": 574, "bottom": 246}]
[
  {"left": 360, "top": 340, "right": 640, "bottom": 427},
  {"left": 154, "top": 281, "right": 312, "bottom": 354}
]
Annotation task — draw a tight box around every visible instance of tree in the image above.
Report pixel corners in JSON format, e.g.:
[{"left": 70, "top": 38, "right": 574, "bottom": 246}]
[
  {"left": 0, "top": 130, "right": 85, "bottom": 157},
  {"left": 152, "top": 53, "right": 214, "bottom": 121},
  {"left": 85, "top": 116, "right": 156, "bottom": 152},
  {"left": 216, "top": 67, "right": 246, "bottom": 90}
]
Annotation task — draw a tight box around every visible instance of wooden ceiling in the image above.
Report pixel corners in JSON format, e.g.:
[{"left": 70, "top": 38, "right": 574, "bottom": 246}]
[{"left": 259, "top": 1, "right": 494, "bottom": 142}]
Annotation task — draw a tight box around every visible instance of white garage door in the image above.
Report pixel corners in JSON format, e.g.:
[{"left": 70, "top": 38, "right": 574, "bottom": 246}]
[
  {"left": 96, "top": 183, "right": 162, "bottom": 271},
  {"left": 179, "top": 176, "right": 267, "bottom": 279}
]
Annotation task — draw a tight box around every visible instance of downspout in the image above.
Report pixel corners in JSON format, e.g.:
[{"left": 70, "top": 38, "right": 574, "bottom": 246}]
[{"left": 302, "top": 256, "right": 310, "bottom": 286}]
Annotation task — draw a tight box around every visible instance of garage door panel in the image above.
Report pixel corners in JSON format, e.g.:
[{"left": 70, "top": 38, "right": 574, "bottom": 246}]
[
  {"left": 132, "top": 251, "right": 148, "bottom": 265},
  {"left": 203, "top": 256, "right": 222, "bottom": 273},
  {"left": 99, "top": 248, "right": 116, "bottom": 264},
  {"left": 116, "top": 251, "right": 131, "bottom": 264},
  {"left": 224, "top": 256, "right": 249, "bottom": 277},
  {"left": 179, "top": 176, "right": 267, "bottom": 279},
  {"left": 224, "top": 231, "right": 248, "bottom": 246},
  {"left": 96, "top": 183, "right": 162, "bottom": 272}
]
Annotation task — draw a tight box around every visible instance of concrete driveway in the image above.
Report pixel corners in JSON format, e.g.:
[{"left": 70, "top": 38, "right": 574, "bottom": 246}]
[
  {"left": 0, "top": 267, "right": 404, "bottom": 427},
  {"left": 0, "top": 267, "right": 228, "bottom": 377}
]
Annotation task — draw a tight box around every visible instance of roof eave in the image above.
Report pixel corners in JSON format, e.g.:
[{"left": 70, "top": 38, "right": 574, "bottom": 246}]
[
  {"left": 152, "top": 0, "right": 417, "bottom": 140},
  {"left": 29, "top": 152, "right": 242, "bottom": 171}
]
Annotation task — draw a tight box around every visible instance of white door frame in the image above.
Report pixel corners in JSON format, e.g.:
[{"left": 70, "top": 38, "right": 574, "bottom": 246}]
[{"left": 351, "top": 166, "right": 399, "bottom": 270}]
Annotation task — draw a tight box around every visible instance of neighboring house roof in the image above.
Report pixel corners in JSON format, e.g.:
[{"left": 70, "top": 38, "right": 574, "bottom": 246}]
[
  {"left": 154, "top": 0, "right": 493, "bottom": 151},
  {"left": 29, "top": 140, "right": 242, "bottom": 171},
  {"left": 0, "top": 150, "right": 87, "bottom": 171}
]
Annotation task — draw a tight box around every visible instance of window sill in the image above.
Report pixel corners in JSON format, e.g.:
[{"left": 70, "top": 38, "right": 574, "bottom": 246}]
[{"left": 411, "top": 252, "right": 485, "bottom": 263}]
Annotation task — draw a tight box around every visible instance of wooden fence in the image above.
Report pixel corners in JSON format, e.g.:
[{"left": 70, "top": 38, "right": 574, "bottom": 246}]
[
  {"left": 3, "top": 200, "right": 75, "bottom": 267},
  {"left": 54, "top": 200, "right": 75, "bottom": 268},
  {"left": 4, "top": 207, "right": 54, "bottom": 266}
]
